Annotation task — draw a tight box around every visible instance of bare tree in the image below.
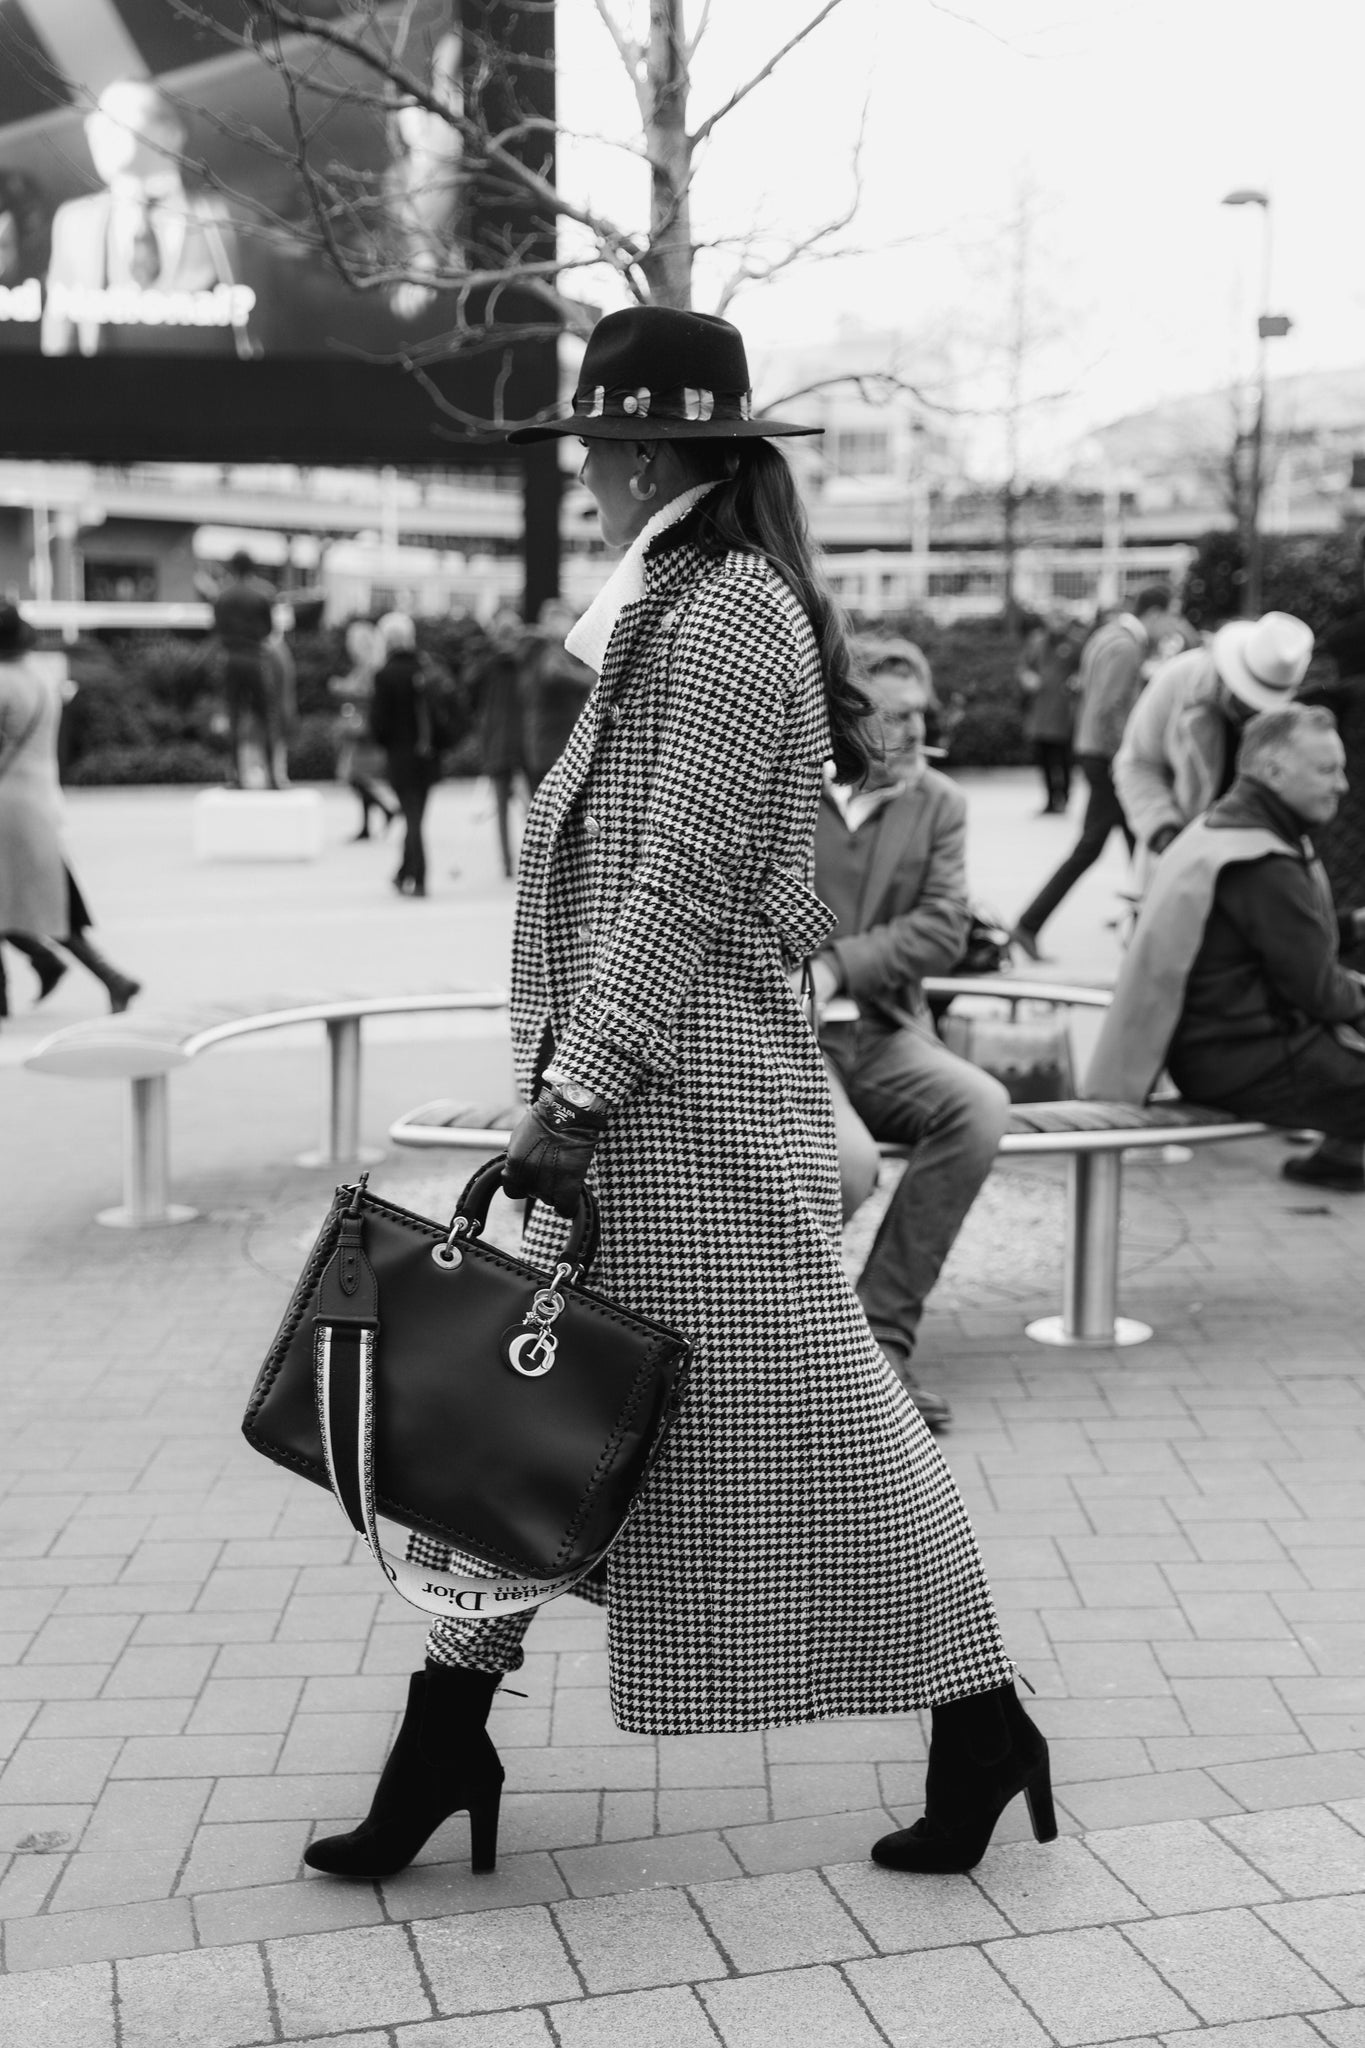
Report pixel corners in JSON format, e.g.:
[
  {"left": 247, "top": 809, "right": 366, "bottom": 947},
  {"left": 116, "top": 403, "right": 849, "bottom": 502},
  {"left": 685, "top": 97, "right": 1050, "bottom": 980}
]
[{"left": 159, "top": 0, "right": 877, "bottom": 425}]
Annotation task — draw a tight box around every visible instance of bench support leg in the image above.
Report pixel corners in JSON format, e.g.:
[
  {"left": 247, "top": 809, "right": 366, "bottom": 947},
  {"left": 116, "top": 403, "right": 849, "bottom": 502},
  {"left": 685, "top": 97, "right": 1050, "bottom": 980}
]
[
  {"left": 97, "top": 1076, "right": 199, "bottom": 1229},
  {"left": 1026, "top": 1151, "right": 1152, "bottom": 1348},
  {"left": 297, "top": 1017, "right": 384, "bottom": 1170}
]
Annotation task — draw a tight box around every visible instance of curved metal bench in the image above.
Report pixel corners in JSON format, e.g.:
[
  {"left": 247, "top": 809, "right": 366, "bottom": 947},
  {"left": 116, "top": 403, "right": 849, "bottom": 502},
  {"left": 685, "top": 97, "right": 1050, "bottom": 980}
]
[
  {"left": 24, "top": 990, "right": 510, "bottom": 1229},
  {"left": 387, "top": 978, "right": 1270, "bottom": 1350}
]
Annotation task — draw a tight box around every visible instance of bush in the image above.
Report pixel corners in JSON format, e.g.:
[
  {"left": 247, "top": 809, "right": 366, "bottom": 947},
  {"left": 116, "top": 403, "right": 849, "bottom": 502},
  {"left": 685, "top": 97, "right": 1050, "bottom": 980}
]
[
  {"left": 67, "top": 740, "right": 228, "bottom": 786},
  {"left": 1183, "top": 529, "right": 1362, "bottom": 638},
  {"left": 286, "top": 712, "right": 339, "bottom": 781}
]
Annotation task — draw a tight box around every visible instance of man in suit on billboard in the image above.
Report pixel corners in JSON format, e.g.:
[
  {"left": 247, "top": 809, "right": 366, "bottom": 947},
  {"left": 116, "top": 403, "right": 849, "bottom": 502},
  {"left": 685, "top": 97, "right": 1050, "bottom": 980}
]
[{"left": 41, "top": 78, "right": 254, "bottom": 359}]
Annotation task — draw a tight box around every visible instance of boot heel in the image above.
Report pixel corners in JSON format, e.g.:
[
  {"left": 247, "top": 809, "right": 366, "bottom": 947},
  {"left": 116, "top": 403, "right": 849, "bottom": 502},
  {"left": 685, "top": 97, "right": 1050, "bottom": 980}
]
[
  {"left": 1023, "top": 1767, "right": 1058, "bottom": 1843},
  {"left": 468, "top": 1784, "right": 502, "bottom": 1873}
]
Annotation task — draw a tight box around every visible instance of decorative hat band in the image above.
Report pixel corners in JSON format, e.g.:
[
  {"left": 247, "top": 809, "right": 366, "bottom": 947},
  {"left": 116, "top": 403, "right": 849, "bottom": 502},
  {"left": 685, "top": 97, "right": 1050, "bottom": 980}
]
[{"left": 573, "top": 383, "right": 754, "bottom": 424}]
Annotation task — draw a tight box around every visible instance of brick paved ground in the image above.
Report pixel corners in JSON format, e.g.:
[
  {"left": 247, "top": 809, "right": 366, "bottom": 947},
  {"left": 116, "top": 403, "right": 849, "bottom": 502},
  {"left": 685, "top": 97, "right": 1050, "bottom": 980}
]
[{"left": 2, "top": 778, "right": 1362, "bottom": 2046}]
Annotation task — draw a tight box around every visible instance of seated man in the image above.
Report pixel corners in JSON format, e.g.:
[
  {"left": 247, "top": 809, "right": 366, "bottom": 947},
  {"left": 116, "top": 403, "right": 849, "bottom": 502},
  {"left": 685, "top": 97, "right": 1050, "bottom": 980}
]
[
  {"left": 1086, "top": 705, "right": 1365, "bottom": 1141},
  {"left": 810, "top": 638, "right": 1011, "bottom": 1434}
]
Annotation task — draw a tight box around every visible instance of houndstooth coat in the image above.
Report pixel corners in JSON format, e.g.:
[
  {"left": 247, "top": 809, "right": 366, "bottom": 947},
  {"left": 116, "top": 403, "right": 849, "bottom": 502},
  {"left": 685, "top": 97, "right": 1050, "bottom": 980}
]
[{"left": 432, "top": 527, "right": 1013, "bottom": 1734}]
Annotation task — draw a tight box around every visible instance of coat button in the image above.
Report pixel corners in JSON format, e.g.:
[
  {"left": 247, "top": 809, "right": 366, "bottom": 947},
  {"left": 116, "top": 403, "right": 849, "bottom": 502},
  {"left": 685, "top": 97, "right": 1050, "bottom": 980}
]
[
  {"left": 605, "top": 704, "right": 622, "bottom": 727},
  {"left": 577, "top": 922, "right": 593, "bottom": 941},
  {"left": 584, "top": 813, "right": 602, "bottom": 838}
]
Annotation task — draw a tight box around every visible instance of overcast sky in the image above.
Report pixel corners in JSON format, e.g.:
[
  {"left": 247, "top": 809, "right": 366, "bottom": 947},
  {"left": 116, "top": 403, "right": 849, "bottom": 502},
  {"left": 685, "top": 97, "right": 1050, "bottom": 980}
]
[{"left": 555, "top": 0, "right": 1363, "bottom": 469}]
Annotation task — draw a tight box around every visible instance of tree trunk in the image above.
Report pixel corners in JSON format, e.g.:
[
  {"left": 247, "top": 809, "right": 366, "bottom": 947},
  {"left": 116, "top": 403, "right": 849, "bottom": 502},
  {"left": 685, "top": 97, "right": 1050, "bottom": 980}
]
[{"left": 640, "top": 0, "right": 693, "bottom": 308}]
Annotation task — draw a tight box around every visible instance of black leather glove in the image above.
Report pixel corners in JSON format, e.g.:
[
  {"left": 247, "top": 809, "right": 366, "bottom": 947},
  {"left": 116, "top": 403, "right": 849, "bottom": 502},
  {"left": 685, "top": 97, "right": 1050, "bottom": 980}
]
[{"left": 502, "top": 1087, "right": 608, "bottom": 1218}]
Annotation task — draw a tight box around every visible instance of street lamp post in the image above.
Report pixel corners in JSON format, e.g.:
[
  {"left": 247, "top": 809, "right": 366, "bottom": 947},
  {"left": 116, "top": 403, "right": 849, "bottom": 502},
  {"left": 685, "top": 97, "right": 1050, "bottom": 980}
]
[{"left": 1221, "top": 187, "right": 1292, "bottom": 617}]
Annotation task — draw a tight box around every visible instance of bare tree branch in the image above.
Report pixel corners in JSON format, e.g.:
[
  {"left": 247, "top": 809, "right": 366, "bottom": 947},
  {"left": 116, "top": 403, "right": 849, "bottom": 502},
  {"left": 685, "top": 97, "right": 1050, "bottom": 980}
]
[
  {"left": 689, "top": 0, "right": 848, "bottom": 148},
  {"left": 684, "top": 0, "right": 716, "bottom": 63}
]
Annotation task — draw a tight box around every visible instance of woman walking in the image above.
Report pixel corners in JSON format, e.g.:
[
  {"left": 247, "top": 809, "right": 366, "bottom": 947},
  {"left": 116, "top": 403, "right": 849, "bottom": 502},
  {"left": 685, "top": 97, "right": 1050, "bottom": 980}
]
[
  {"left": 368, "top": 611, "right": 441, "bottom": 898},
  {"left": 306, "top": 308, "right": 1052, "bottom": 1884},
  {"left": 329, "top": 619, "right": 398, "bottom": 840},
  {"left": 0, "top": 604, "right": 139, "bottom": 1018}
]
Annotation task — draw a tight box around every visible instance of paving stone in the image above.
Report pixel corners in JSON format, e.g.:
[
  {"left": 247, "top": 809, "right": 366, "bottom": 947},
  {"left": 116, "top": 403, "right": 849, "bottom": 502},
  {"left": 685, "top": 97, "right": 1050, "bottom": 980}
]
[
  {"left": 0, "top": 1736, "right": 122, "bottom": 1806},
  {"left": 655, "top": 1732, "right": 767, "bottom": 1787},
  {"left": 763, "top": 1718, "right": 923, "bottom": 1764},
  {"left": 23, "top": 1615, "right": 138, "bottom": 1664},
  {"left": 1255, "top": 1895, "right": 1365, "bottom": 2002},
  {"left": 413, "top": 1903, "right": 581, "bottom": 2012},
  {"left": 31, "top": 1697, "right": 191, "bottom": 1739},
  {"left": 698, "top": 1963, "right": 889, "bottom": 2047},
  {"left": 186, "top": 1676, "right": 305, "bottom": 1735},
  {"left": 112, "top": 1733, "right": 282, "bottom": 1778},
  {"left": 101, "top": 1646, "right": 218, "bottom": 1697},
  {"left": 0, "top": 1959, "right": 114, "bottom": 2048},
  {"left": 553, "top": 1887, "right": 727, "bottom": 1993},
  {"left": 599, "top": 1790, "right": 657, "bottom": 1841},
  {"left": 397, "top": 2018, "right": 554, "bottom": 2047},
  {"left": 1125, "top": 1906, "right": 1343, "bottom": 2022},
  {"left": 1214, "top": 1807, "right": 1365, "bottom": 1897},
  {"left": 1155, "top": 2022, "right": 1332, "bottom": 2048},
  {"left": 1168, "top": 1679, "right": 1302, "bottom": 1737},
  {"left": 214, "top": 1644, "right": 363, "bottom": 1680},
  {"left": 1058, "top": 1768, "right": 1245, "bottom": 1830},
  {"left": 823, "top": 1859, "right": 1012, "bottom": 1951},
  {"left": 178, "top": 1819, "right": 312, "bottom": 1893},
  {"left": 82, "top": 1778, "right": 209, "bottom": 1853},
  {"left": 1312, "top": 2011, "right": 1365, "bottom": 2047},
  {"left": 555, "top": 1829, "right": 742, "bottom": 1897},
  {"left": 117, "top": 1943, "right": 272, "bottom": 2048},
  {"left": 193, "top": 1877, "right": 386, "bottom": 1945},
  {"left": 656, "top": 1786, "right": 767, "bottom": 1833},
  {"left": 204, "top": 1774, "right": 373, "bottom": 1823},
  {"left": 985, "top": 1924, "right": 1198, "bottom": 2042},
  {"left": 688, "top": 1868, "right": 869, "bottom": 1972},
  {"left": 1155, "top": 1640, "right": 1314, "bottom": 1678},
  {"left": 847, "top": 1944, "right": 1052, "bottom": 2047},
  {"left": 548, "top": 1985, "right": 719, "bottom": 2048},
  {"left": 972, "top": 1834, "right": 1148, "bottom": 1932},
  {"left": 276, "top": 1711, "right": 398, "bottom": 1775},
  {"left": 1052, "top": 1641, "right": 1172, "bottom": 1696},
  {"left": 381, "top": 1849, "right": 568, "bottom": 1921},
  {"left": 46, "top": 1843, "right": 184, "bottom": 1913},
  {"left": 3, "top": 1895, "right": 195, "bottom": 1972},
  {"left": 268, "top": 1923, "right": 431, "bottom": 2036},
  {"left": 0, "top": 1850, "right": 62, "bottom": 1917},
  {"left": 1211, "top": 1752, "right": 1365, "bottom": 1809},
  {"left": 1087, "top": 1818, "right": 1279, "bottom": 1915},
  {"left": 769, "top": 1761, "right": 882, "bottom": 1819},
  {"left": 723, "top": 1808, "right": 893, "bottom": 1876},
  {"left": 398, "top": 2019, "right": 554, "bottom": 2047}
]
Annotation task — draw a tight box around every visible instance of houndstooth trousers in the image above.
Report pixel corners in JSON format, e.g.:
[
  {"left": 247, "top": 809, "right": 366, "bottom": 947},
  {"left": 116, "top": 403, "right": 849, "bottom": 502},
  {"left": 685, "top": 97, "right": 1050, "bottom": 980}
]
[{"left": 418, "top": 534, "right": 1014, "bottom": 1734}]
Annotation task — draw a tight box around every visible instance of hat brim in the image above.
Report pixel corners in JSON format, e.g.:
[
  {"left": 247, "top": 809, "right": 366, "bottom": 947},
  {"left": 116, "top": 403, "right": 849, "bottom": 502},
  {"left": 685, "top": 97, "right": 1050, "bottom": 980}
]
[
  {"left": 1213, "top": 620, "right": 1309, "bottom": 711},
  {"left": 507, "top": 413, "right": 822, "bottom": 444}
]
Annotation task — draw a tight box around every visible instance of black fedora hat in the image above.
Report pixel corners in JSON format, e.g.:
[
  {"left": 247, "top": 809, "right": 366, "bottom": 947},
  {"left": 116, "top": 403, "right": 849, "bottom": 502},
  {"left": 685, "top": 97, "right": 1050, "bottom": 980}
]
[{"left": 507, "top": 306, "right": 821, "bottom": 443}]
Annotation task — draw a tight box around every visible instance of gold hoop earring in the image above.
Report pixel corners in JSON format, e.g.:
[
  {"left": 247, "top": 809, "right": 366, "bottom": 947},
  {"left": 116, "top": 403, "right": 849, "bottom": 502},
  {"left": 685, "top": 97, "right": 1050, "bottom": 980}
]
[{"left": 628, "top": 473, "right": 657, "bottom": 502}]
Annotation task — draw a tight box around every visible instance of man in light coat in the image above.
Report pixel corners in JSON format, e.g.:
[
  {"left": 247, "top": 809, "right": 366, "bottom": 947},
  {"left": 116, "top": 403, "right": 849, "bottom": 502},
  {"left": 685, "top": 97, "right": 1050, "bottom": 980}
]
[
  {"left": 809, "top": 641, "right": 1011, "bottom": 1433},
  {"left": 1114, "top": 610, "right": 1314, "bottom": 862}
]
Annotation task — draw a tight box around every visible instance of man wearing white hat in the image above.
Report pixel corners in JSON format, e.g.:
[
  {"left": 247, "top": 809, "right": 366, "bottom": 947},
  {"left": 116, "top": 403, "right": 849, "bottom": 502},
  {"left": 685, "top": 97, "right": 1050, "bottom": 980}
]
[{"left": 1114, "top": 611, "right": 1315, "bottom": 864}]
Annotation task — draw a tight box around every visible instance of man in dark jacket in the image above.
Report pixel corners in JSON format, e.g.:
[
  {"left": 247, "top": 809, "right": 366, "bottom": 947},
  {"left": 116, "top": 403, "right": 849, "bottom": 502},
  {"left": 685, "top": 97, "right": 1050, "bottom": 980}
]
[
  {"left": 810, "top": 642, "right": 1011, "bottom": 1432},
  {"left": 1085, "top": 704, "right": 1365, "bottom": 1143}
]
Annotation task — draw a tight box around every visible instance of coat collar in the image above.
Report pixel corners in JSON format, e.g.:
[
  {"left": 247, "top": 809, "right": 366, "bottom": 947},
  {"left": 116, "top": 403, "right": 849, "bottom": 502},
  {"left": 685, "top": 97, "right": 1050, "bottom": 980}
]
[{"left": 565, "top": 484, "right": 717, "bottom": 675}]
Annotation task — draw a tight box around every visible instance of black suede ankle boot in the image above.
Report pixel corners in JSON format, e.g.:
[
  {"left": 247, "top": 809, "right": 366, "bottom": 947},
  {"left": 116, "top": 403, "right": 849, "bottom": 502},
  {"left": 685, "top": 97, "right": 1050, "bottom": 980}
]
[
  {"left": 304, "top": 1663, "right": 505, "bottom": 1879},
  {"left": 871, "top": 1680, "right": 1056, "bottom": 1873}
]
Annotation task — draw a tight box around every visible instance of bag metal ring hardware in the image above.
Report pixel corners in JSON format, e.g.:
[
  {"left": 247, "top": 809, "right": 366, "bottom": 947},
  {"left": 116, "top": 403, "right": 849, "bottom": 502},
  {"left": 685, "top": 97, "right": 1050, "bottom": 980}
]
[
  {"left": 505, "top": 1262, "right": 574, "bottom": 1376},
  {"left": 431, "top": 1215, "right": 473, "bottom": 1271}
]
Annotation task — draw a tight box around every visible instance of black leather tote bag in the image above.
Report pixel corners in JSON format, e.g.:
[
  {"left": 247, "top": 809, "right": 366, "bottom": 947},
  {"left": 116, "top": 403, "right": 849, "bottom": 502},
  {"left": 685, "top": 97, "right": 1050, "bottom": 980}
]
[{"left": 242, "top": 1155, "right": 691, "bottom": 1617}]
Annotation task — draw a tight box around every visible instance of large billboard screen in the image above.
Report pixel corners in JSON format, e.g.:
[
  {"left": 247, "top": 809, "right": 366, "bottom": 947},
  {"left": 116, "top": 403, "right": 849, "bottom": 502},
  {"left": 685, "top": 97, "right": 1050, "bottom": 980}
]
[{"left": 0, "top": 0, "right": 556, "bottom": 460}]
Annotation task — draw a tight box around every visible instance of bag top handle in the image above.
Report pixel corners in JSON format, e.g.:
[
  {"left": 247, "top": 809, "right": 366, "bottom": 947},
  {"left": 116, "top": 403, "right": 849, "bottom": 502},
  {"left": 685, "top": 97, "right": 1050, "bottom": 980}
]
[{"left": 454, "top": 1152, "right": 602, "bottom": 1278}]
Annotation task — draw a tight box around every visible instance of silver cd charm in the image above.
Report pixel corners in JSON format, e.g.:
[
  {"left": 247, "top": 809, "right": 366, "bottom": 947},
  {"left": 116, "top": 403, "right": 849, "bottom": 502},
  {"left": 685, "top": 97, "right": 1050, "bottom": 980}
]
[{"left": 506, "top": 1330, "right": 557, "bottom": 1377}]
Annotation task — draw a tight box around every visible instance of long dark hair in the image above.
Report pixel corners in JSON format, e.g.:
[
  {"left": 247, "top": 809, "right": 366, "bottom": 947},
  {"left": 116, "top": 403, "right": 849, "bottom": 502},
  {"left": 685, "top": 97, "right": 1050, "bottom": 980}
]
[{"left": 674, "top": 439, "right": 875, "bottom": 784}]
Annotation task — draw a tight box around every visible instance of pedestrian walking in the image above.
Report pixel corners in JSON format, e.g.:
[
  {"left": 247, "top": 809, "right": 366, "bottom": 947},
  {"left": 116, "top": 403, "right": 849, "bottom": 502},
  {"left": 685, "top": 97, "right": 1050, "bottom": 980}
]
[
  {"left": 368, "top": 611, "right": 442, "bottom": 898},
  {"left": 305, "top": 305, "right": 1054, "bottom": 1889},
  {"left": 329, "top": 620, "right": 399, "bottom": 840},
  {"left": 1018, "top": 615, "right": 1082, "bottom": 814},
  {"left": 0, "top": 604, "right": 139, "bottom": 1017},
  {"left": 1011, "top": 586, "right": 1178, "bottom": 958},
  {"left": 470, "top": 607, "right": 529, "bottom": 877}
]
